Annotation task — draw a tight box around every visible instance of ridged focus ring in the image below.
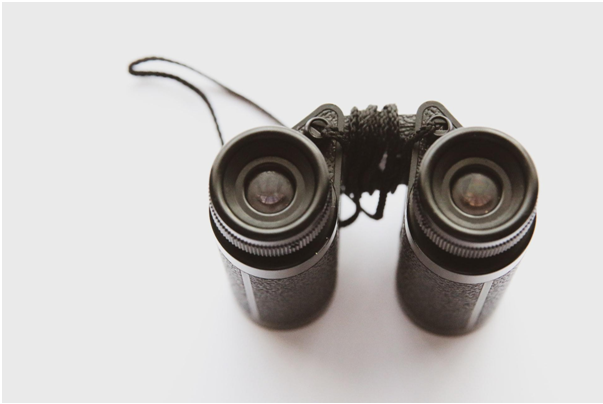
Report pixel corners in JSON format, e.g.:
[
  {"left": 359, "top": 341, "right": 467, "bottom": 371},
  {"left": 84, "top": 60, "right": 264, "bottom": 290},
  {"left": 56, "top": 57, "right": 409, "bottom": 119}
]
[
  {"left": 412, "top": 190, "right": 536, "bottom": 259},
  {"left": 210, "top": 191, "right": 333, "bottom": 257}
]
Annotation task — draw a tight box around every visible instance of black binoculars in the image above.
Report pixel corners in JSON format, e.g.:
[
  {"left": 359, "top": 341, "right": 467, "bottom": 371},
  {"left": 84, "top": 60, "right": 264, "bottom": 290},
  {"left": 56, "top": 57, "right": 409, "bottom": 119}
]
[{"left": 208, "top": 102, "right": 538, "bottom": 335}]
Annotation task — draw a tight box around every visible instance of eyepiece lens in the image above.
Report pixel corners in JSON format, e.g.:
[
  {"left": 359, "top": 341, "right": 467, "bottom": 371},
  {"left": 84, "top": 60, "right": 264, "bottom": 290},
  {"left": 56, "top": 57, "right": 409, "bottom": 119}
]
[
  {"left": 246, "top": 170, "right": 294, "bottom": 214},
  {"left": 451, "top": 172, "right": 500, "bottom": 216}
]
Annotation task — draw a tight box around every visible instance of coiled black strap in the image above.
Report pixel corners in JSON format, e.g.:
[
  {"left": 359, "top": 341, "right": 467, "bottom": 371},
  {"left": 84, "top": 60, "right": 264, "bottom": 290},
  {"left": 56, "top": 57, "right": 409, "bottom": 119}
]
[{"left": 319, "top": 106, "right": 439, "bottom": 227}]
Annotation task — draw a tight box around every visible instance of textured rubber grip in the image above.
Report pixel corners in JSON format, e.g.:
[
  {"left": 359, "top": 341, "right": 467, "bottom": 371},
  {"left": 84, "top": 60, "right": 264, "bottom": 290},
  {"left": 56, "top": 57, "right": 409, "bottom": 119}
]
[
  {"left": 397, "top": 220, "right": 519, "bottom": 335},
  {"left": 221, "top": 232, "right": 338, "bottom": 329}
]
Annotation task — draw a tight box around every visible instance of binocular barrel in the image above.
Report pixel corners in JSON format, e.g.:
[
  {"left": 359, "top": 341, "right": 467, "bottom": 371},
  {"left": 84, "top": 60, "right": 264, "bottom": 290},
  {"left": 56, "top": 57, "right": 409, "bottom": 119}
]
[
  {"left": 397, "top": 120, "right": 538, "bottom": 334},
  {"left": 209, "top": 109, "right": 343, "bottom": 328}
]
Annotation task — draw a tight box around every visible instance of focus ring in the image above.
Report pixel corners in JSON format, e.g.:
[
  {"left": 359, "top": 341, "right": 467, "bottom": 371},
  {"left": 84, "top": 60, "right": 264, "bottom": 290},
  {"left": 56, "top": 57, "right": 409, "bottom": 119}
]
[
  {"left": 210, "top": 191, "right": 333, "bottom": 257},
  {"left": 412, "top": 190, "right": 536, "bottom": 259}
]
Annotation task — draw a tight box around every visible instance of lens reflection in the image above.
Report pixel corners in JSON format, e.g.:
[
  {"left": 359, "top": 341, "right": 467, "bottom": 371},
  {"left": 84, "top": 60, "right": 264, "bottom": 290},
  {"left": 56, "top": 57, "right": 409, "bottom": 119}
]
[
  {"left": 246, "top": 170, "right": 294, "bottom": 214},
  {"left": 451, "top": 172, "right": 500, "bottom": 216}
]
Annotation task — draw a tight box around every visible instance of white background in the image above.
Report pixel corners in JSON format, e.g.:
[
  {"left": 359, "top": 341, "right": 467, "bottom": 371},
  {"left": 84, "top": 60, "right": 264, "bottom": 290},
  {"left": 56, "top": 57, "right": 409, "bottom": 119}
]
[{"left": 3, "top": 3, "right": 603, "bottom": 402}]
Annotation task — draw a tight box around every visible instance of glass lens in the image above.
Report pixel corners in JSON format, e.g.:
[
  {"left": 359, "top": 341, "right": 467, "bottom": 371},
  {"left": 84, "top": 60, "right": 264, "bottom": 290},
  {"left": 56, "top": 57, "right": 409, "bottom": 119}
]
[
  {"left": 246, "top": 170, "right": 294, "bottom": 214},
  {"left": 451, "top": 172, "right": 500, "bottom": 216}
]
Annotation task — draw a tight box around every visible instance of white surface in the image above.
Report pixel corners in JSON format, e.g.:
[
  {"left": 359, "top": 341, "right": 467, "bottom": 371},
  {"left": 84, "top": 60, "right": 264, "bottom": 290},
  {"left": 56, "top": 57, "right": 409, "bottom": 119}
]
[{"left": 3, "top": 3, "right": 603, "bottom": 402}]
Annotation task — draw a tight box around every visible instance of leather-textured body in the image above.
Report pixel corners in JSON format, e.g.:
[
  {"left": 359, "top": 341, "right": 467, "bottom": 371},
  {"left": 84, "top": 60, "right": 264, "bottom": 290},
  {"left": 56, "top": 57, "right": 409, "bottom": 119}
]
[
  {"left": 221, "top": 233, "right": 338, "bottom": 329},
  {"left": 397, "top": 219, "right": 519, "bottom": 335}
]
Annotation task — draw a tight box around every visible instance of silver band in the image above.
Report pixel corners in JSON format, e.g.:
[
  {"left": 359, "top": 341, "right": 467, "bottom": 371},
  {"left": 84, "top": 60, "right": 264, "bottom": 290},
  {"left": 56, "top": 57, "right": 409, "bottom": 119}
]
[
  {"left": 217, "top": 222, "right": 338, "bottom": 280},
  {"left": 404, "top": 212, "right": 523, "bottom": 284},
  {"left": 466, "top": 280, "right": 492, "bottom": 330},
  {"left": 241, "top": 272, "right": 260, "bottom": 321}
]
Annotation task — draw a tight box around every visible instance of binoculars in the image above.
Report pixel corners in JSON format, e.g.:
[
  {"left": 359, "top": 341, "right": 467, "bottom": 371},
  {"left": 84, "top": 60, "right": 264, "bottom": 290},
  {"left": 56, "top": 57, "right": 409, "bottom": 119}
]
[{"left": 208, "top": 102, "right": 538, "bottom": 335}]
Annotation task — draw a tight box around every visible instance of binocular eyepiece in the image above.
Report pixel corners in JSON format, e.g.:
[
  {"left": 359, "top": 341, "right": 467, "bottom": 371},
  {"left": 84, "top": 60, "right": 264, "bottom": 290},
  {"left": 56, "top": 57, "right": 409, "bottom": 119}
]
[
  {"left": 209, "top": 102, "right": 538, "bottom": 333},
  {"left": 412, "top": 127, "right": 538, "bottom": 261},
  {"left": 209, "top": 127, "right": 335, "bottom": 259}
]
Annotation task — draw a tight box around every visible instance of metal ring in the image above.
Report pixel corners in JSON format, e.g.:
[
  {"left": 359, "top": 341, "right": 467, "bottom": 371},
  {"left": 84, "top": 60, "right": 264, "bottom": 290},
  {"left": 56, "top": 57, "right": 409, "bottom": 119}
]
[
  {"left": 303, "top": 117, "right": 329, "bottom": 139},
  {"left": 404, "top": 211, "right": 525, "bottom": 284},
  {"left": 217, "top": 221, "right": 339, "bottom": 280},
  {"left": 426, "top": 115, "right": 454, "bottom": 136}
]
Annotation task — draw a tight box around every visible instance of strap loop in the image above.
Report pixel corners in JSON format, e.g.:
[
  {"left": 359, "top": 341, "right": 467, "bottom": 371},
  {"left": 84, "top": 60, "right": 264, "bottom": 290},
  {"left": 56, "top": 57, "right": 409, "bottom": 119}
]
[{"left": 129, "top": 56, "right": 284, "bottom": 146}]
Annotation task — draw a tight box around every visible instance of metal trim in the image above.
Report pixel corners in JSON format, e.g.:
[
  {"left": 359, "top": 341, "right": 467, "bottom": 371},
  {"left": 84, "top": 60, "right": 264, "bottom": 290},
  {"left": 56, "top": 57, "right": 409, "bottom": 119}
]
[
  {"left": 466, "top": 280, "right": 492, "bottom": 330},
  {"left": 210, "top": 191, "right": 333, "bottom": 257},
  {"left": 404, "top": 212, "right": 523, "bottom": 284},
  {"left": 241, "top": 272, "right": 260, "bottom": 321},
  {"left": 217, "top": 222, "right": 338, "bottom": 280}
]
